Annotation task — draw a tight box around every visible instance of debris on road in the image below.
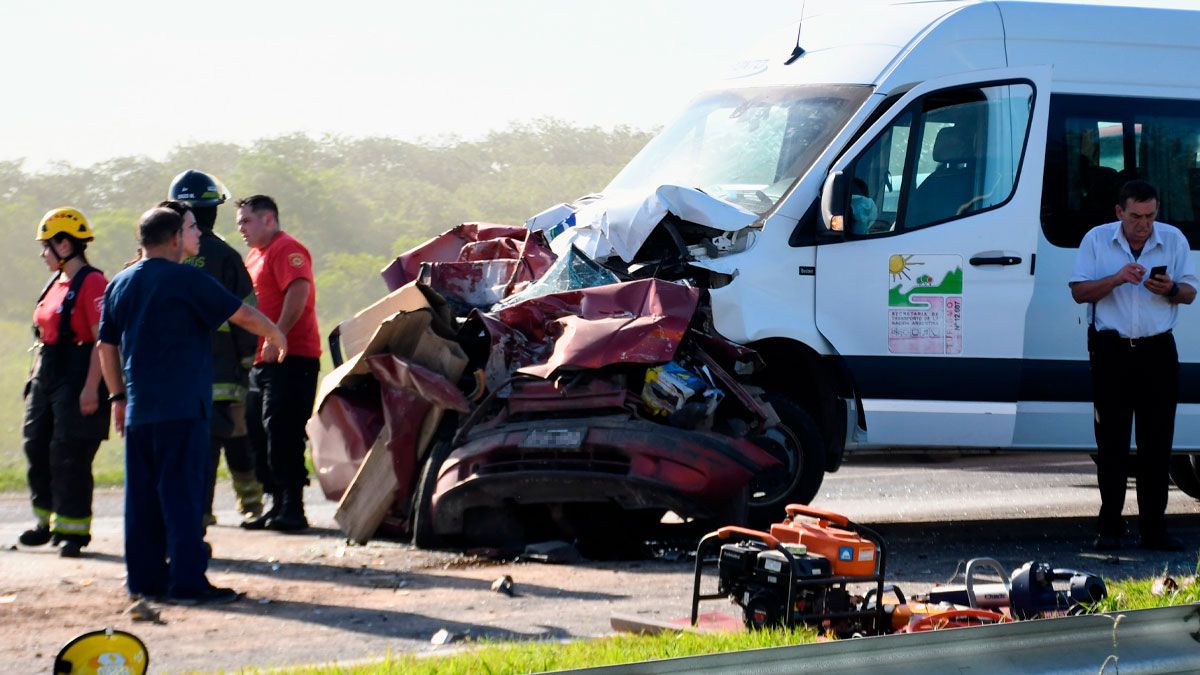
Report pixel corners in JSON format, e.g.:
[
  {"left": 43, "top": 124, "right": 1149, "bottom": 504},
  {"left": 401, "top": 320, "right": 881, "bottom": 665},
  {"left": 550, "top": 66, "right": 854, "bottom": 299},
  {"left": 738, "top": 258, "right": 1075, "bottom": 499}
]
[
  {"left": 124, "top": 599, "right": 164, "bottom": 624},
  {"left": 490, "top": 575, "right": 515, "bottom": 596},
  {"left": 430, "top": 628, "right": 466, "bottom": 645}
]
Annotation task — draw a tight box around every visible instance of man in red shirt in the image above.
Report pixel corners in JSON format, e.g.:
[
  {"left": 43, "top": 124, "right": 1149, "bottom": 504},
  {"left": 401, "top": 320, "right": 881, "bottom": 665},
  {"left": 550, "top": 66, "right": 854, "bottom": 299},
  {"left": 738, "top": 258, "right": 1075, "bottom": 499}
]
[{"left": 236, "top": 195, "right": 321, "bottom": 532}]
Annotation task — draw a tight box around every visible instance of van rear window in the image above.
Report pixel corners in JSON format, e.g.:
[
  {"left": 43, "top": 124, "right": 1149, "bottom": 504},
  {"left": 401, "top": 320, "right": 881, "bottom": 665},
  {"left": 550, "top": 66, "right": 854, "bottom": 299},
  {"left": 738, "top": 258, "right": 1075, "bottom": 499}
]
[{"left": 1042, "top": 94, "right": 1200, "bottom": 249}]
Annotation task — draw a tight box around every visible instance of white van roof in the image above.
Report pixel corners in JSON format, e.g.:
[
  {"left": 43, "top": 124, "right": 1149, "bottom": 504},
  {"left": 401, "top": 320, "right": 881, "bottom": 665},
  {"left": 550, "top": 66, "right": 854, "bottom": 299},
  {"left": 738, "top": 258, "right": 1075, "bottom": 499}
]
[{"left": 715, "top": 1, "right": 1200, "bottom": 98}]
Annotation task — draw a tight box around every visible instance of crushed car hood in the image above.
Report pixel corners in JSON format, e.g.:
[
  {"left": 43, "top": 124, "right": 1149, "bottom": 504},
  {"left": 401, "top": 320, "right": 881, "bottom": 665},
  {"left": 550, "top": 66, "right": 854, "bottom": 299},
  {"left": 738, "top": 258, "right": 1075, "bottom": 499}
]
[{"left": 526, "top": 185, "right": 759, "bottom": 263}]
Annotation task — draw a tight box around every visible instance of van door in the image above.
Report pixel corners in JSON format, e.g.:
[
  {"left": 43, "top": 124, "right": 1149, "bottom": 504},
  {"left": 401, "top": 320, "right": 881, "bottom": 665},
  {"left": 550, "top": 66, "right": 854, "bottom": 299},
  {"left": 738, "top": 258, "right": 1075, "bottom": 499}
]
[{"left": 814, "top": 67, "right": 1050, "bottom": 448}]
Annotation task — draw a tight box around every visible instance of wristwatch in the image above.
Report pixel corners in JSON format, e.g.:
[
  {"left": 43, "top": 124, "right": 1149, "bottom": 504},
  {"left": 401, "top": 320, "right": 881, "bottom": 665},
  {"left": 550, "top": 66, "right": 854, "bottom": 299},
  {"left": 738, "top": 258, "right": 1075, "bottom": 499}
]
[
  {"left": 108, "top": 391, "right": 127, "bottom": 403},
  {"left": 1168, "top": 282, "right": 1180, "bottom": 299}
]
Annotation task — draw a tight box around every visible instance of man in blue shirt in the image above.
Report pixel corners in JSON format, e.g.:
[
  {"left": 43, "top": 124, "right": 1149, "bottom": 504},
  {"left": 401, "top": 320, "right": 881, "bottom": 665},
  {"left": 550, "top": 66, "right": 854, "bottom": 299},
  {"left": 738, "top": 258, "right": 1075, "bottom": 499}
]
[
  {"left": 98, "top": 206, "right": 286, "bottom": 604},
  {"left": 1070, "top": 180, "right": 1198, "bottom": 552}
]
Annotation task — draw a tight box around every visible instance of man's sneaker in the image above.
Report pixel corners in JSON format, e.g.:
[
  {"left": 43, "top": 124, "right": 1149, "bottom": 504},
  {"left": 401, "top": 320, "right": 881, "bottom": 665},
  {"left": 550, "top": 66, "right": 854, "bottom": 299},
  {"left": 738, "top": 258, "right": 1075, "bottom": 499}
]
[
  {"left": 1140, "top": 533, "right": 1186, "bottom": 552},
  {"left": 18, "top": 524, "right": 51, "bottom": 547},
  {"left": 164, "top": 585, "right": 241, "bottom": 606},
  {"left": 1093, "top": 534, "right": 1122, "bottom": 551}
]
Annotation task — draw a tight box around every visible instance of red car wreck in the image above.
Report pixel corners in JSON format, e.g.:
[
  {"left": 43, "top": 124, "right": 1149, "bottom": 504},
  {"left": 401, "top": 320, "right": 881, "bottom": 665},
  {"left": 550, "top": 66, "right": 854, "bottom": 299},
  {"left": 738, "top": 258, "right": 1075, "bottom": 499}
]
[{"left": 309, "top": 220, "right": 825, "bottom": 553}]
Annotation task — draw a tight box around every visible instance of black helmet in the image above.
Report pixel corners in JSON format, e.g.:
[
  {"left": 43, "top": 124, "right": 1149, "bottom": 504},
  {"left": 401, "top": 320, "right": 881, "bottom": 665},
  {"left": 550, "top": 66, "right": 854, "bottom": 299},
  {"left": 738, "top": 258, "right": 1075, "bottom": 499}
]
[{"left": 168, "top": 169, "right": 230, "bottom": 207}]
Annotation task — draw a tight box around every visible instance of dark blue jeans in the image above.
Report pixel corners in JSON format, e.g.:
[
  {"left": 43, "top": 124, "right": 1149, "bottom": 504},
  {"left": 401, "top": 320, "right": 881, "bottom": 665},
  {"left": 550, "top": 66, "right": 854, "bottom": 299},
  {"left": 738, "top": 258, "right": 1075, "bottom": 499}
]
[{"left": 124, "top": 418, "right": 211, "bottom": 598}]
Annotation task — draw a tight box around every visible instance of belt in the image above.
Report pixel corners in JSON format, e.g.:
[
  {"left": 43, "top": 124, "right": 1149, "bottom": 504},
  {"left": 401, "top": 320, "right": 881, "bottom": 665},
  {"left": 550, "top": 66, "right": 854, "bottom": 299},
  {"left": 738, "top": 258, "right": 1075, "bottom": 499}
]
[{"left": 1093, "top": 329, "right": 1173, "bottom": 348}]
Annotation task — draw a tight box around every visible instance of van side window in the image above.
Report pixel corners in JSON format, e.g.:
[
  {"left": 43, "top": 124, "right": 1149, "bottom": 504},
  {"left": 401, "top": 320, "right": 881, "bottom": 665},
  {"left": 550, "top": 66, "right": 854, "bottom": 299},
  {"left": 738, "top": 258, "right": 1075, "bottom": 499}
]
[
  {"left": 1042, "top": 95, "right": 1200, "bottom": 249},
  {"left": 847, "top": 82, "right": 1034, "bottom": 236}
]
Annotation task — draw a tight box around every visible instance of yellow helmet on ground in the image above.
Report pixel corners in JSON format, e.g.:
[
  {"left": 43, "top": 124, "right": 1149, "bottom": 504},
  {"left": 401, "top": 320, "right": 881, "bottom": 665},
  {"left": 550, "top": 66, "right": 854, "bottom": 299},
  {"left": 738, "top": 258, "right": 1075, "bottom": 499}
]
[
  {"left": 54, "top": 627, "right": 149, "bottom": 674},
  {"left": 37, "top": 207, "right": 95, "bottom": 241}
]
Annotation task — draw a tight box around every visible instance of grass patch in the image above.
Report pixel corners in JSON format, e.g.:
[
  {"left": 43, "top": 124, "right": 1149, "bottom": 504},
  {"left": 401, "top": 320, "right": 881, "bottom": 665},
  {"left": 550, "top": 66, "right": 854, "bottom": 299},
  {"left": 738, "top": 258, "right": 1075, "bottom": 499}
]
[
  {"left": 1092, "top": 567, "right": 1200, "bottom": 612},
  {"left": 256, "top": 625, "right": 819, "bottom": 675}
]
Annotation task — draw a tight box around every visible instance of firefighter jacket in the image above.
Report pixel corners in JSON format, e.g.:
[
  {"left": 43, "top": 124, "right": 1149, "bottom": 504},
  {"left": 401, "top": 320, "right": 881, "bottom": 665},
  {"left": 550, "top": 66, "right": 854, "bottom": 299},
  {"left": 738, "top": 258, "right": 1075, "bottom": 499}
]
[{"left": 185, "top": 231, "right": 257, "bottom": 405}]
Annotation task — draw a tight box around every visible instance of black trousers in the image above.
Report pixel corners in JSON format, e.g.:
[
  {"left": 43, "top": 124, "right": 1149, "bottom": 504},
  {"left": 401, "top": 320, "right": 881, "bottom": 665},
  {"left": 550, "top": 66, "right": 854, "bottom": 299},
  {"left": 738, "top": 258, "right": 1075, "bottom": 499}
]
[
  {"left": 22, "top": 344, "right": 109, "bottom": 536},
  {"left": 1088, "top": 330, "right": 1179, "bottom": 537},
  {"left": 246, "top": 356, "right": 320, "bottom": 494}
]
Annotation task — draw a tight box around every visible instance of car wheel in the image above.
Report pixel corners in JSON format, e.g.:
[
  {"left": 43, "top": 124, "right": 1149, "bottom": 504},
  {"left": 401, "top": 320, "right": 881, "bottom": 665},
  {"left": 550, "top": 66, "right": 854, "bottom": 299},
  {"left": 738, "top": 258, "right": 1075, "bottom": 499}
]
[
  {"left": 1169, "top": 455, "right": 1200, "bottom": 499},
  {"left": 746, "top": 394, "right": 825, "bottom": 528},
  {"left": 411, "top": 440, "right": 453, "bottom": 550}
]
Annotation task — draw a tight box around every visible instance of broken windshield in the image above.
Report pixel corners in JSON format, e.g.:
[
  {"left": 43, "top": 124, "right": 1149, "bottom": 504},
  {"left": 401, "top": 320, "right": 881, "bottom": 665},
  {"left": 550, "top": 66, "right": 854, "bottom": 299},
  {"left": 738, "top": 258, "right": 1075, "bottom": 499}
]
[{"left": 606, "top": 85, "right": 872, "bottom": 215}]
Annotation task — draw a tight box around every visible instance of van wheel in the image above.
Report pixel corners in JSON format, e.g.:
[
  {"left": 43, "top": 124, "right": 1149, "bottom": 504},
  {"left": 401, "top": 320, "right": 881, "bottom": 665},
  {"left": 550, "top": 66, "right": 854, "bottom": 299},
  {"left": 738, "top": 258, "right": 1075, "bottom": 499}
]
[
  {"left": 746, "top": 394, "right": 825, "bottom": 528},
  {"left": 1169, "top": 455, "right": 1200, "bottom": 499},
  {"left": 411, "top": 440, "right": 453, "bottom": 550}
]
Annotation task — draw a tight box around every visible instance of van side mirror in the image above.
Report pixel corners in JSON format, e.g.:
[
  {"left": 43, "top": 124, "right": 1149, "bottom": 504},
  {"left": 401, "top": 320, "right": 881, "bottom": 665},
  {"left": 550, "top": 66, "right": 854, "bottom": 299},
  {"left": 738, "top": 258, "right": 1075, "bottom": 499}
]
[{"left": 820, "top": 171, "right": 848, "bottom": 235}]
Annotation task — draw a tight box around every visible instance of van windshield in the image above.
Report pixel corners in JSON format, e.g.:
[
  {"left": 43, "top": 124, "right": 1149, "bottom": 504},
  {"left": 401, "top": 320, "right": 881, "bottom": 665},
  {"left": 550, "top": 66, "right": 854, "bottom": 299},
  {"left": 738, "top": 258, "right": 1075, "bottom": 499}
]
[{"left": 606, "top": 85, "right": 872, "bottom": 215}]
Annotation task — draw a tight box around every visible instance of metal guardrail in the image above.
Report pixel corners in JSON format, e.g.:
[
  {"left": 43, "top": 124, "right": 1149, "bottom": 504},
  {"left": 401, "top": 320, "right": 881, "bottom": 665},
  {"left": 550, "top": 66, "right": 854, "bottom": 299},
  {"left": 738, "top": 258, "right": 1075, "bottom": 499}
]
[{"left": 561, "top": 605, "right": 1200, "bottom": 674}]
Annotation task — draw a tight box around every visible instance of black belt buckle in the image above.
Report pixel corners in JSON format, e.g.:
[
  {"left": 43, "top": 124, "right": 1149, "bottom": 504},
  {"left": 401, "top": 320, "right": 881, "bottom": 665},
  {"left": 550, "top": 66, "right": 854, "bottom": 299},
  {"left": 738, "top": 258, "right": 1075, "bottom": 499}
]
[{"left": 1127, "top": 331, "right": 1170, "bottom": 348}]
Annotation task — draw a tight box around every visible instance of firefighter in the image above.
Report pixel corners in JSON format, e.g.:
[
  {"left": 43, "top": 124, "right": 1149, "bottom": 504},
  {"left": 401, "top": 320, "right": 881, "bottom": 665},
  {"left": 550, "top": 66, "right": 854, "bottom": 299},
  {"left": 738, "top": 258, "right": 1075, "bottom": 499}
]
[
  {"left": 168, "top": 169, "right": 264, "bottom": 525},
  {"left": 20, "top": 208, "right": 111, "bottom": 558}
]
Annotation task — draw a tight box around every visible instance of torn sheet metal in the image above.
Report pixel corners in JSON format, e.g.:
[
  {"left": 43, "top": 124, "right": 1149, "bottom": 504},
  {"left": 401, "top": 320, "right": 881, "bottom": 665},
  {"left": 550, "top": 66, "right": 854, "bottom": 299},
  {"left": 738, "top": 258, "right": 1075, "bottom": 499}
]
[
  {"left": 470, "top": 278, "right": 700, "bottom": 387},
  {"left": 382, "top": 222, "right": 557, "bottom": 314},
  {"left": 382, "top": 223, "right": 527, "bottom": 290},
  {"left": 306, "top": 387, "right": 384, "bottom": 501},
  {"left": 525, "top": 194, "right": 604, "bottom": 241},
  {"left": 418, "top": 259, "right": 517, "bottom": 313},
  {"left": 366, "top": 354, "right": 470, "bottom": 517},
  {"left": 309, "top": 282, "right": 469, "bottom": 503},
  {"left": 526, "top": 186, "right": 758, "bottom": 263}
]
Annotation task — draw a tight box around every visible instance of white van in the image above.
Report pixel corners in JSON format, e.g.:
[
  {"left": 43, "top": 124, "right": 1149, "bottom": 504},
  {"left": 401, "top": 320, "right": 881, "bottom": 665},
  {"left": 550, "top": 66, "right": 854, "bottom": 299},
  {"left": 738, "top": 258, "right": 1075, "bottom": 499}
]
[{"left": 599, "top": 1, "right": 1200, "bottom": 495}]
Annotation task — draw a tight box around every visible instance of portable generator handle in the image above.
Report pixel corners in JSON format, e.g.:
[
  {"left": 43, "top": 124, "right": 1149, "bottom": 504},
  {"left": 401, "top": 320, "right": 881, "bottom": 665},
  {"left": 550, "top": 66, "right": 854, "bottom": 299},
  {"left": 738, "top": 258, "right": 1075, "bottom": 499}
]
[
  {"left": 784, "top": 503, "right": 850, "bottom": 527},
  {"left": 864, "top": 583, "right": 907, "bottom": 608},
  {"left": 965, "top": 558, "right": 1010, "bottom": 609},
  {"left": 715, "top": 525, "right": 779, "bottom": 548},
  {"left": 907, "top": 608, "right": 1009, "bottom": 633}
]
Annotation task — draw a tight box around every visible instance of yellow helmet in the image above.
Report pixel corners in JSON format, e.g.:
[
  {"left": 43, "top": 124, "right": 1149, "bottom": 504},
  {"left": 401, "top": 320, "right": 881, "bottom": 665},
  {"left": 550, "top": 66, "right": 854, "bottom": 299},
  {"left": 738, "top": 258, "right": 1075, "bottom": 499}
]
[{"left": 37, "top": 207, "right": 94, "bottom": 242}]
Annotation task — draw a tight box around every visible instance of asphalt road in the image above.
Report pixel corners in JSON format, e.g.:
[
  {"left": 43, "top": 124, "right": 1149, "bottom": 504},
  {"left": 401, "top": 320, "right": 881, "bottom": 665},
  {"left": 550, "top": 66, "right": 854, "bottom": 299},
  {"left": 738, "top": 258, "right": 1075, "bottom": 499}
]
[{"left": 3, "top": 450, "right": 1200, "bottom": 673}]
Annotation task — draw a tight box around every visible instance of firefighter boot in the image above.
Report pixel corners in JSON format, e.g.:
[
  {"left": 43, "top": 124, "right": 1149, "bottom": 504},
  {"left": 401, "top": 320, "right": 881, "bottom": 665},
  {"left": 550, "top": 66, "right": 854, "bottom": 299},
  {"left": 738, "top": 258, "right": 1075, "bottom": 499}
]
[
  {"left": 267, "top": 486, "right": 308, "bottom": 533},
  {"left": 19, "top": 523, "right": 52, "bottom": 547},
  {"left": 232, "top": 470, "right": 264, "bottom": 522},
  {"left": 58, "top": 533, "right": 90, "bottom": 558},
  {"left": 240, "top": 491, "right": 282, "bottom": 530}
]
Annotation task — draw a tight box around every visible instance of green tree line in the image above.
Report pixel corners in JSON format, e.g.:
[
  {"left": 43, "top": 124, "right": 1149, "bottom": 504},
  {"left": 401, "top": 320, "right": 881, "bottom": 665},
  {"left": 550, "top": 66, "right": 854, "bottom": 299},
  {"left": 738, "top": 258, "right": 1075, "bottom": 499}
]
[{"left": 0, "top": 118, "right": 654, "bottom": 328}]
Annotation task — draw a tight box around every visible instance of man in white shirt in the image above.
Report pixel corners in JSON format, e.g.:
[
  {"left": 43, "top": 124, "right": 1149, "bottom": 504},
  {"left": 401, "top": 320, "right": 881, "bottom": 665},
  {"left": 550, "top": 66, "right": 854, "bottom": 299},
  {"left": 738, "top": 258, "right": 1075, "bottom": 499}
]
[{"left": 1070, "top": 180, "right": 1197, "bottom": 552}]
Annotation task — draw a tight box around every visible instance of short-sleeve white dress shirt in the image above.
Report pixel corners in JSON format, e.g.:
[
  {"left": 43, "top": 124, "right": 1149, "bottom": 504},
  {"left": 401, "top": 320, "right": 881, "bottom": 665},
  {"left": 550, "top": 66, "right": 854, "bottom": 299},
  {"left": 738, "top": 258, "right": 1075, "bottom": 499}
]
[{"left": 1070, "top": 220, "right": 1198, "bottom": 338}]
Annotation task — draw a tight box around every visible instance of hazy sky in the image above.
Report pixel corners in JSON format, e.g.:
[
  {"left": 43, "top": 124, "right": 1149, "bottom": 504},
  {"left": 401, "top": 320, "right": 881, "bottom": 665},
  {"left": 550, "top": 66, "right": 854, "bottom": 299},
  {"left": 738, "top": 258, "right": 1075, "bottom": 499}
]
[{"left": 0, "top": 0, "right": 803, "bottom": 169}]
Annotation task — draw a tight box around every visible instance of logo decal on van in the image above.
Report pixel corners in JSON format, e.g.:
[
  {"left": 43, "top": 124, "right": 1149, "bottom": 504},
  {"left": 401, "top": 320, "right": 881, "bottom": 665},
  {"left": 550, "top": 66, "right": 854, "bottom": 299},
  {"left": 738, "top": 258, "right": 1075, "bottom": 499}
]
[{"left": 887, "top": 254, "right": 963, "bottom": 355}]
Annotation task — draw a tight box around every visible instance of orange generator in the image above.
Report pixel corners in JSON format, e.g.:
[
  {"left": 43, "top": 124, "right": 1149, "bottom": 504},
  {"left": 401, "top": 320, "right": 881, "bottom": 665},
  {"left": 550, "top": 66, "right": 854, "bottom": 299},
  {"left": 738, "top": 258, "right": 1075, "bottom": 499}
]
[
  {"left": 769, "top": 504, "right": 878, "bottom": 576},
  {"left": 691, "top": 504, "right": 891, "bottom": 636}
]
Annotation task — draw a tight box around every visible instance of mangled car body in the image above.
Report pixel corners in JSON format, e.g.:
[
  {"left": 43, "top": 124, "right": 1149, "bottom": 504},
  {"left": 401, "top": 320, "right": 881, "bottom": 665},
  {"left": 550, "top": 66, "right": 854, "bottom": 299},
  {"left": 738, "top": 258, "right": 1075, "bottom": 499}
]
[{"left": 310, "top": 219, "right": 823, "bottom": 550}]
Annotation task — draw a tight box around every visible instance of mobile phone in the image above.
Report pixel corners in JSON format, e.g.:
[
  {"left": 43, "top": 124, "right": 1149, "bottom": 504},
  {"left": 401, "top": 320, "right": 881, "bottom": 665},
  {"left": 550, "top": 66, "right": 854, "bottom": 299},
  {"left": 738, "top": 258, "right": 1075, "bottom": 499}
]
[{"left": 1150, "top": 265, "right": 1168, "bottom": 280}]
